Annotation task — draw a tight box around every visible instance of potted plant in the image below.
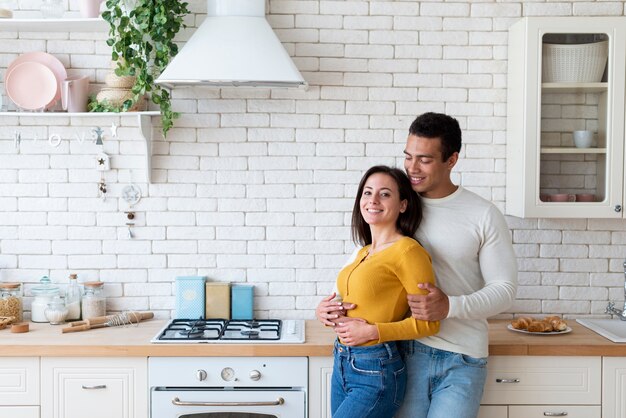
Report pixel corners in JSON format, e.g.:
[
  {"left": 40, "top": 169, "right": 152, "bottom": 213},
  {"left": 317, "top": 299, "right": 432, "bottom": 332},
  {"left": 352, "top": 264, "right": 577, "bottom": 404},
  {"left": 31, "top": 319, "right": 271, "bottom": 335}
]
[{"left": 93, "top": 0, "right": 190, "bottom": 137}]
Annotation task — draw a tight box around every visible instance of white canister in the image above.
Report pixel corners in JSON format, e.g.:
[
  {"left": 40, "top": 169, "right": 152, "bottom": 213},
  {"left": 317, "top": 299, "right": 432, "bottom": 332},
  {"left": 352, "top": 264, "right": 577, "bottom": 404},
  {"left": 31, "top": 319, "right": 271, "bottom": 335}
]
[{"left": 31, "top": 276, "right": 60, "bottom": 323}]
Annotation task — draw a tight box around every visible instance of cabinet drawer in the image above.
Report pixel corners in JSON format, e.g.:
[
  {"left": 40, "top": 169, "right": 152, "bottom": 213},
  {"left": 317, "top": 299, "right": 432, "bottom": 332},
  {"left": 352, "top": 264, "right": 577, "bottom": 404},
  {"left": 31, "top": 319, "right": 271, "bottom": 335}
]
[
  {"left": 478, "top": 405, "right": 507, "bottom": 418},
  {"left": 41, "top": 357, "right": 147, "bottom": 418},
  {"left": 0, "top": 357, "right": 40, "bottom": 405},
  {"left": 509, "top": 405, "right": 600, "bottom": 418},
  {"left": 481, "top": 356, "right": 600, "bottom": 405},
  {"left": 0, "top": 406, "right": 40, "bottom": 418}
]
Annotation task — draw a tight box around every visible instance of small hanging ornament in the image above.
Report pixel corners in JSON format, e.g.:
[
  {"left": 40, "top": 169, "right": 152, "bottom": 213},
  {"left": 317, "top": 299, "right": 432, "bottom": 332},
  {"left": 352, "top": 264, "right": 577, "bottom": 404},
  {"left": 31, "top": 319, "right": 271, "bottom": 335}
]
[
  {"left": 95, "top": 152, "right": 111, "bottom": 171},
  {"left": 92, "top": 127, "right": 104, "bottom": 145}
]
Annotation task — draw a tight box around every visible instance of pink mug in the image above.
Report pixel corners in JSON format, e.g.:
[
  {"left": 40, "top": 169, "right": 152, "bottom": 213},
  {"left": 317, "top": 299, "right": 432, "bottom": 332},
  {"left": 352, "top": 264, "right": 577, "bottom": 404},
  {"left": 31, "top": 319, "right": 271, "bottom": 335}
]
[
  {"left": 61, "top": 76, "right": 89, "bottom": 113},
  {"left": 550, "top": 193, "right": 575, "bottom": 202},
  {"left": 576, "top": 193, "right": 595, "bottom": 202},
  {"left": 79, "top": 0, "right": 105, "bottom": 18}
]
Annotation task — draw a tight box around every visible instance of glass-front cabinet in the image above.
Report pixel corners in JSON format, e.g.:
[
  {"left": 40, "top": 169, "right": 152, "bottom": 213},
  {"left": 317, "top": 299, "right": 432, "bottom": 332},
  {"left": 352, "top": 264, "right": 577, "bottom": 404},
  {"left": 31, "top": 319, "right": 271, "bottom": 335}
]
[{"left": 506, "top": 17, "right": 626, "bottom": 218}]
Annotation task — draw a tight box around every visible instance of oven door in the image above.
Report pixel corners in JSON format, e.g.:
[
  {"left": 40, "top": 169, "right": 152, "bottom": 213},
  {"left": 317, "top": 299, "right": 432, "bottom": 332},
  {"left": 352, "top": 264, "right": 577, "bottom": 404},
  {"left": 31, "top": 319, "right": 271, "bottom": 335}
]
[{"left": 151, "top": 388, "right": 306, "bottom": 418}]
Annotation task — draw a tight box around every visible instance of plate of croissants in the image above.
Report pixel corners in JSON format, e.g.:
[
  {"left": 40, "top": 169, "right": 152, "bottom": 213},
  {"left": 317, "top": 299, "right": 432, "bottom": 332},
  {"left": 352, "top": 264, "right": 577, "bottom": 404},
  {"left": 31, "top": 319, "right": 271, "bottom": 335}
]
[{"left": 508, "top": 316, "right": 571, "bottom": 335}]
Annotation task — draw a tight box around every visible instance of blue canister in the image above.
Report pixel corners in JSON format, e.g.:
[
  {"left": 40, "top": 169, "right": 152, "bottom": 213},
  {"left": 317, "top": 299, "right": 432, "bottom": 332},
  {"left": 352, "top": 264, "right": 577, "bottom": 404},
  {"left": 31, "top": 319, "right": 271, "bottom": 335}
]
[
  {"left": 175, "top": 276, "right": 206, "bottom": 319},
  {"left": 231, "top": 284, "right": 254, "bottom": 319}
]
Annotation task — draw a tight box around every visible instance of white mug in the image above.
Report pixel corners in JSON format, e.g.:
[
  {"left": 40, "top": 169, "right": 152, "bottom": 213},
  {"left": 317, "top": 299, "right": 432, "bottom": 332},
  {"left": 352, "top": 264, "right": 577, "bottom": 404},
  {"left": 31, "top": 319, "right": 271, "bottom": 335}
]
[{"left": 573, "top": 130, "right": 594, "bottom": 148}]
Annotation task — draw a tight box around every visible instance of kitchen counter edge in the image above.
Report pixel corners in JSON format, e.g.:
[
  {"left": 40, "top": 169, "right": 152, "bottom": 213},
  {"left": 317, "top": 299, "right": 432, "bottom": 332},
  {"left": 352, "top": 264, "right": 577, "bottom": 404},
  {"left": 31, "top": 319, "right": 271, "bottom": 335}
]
[{"left": 0, "top": 319, "right": 625, "bottom": 357}]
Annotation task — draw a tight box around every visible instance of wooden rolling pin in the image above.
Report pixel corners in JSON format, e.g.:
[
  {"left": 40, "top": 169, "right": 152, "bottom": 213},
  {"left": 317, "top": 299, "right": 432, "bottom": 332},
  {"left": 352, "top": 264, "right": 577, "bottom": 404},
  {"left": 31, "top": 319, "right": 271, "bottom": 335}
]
[{"left": 62, "top": 311, "right": 154, "bottom": 333}]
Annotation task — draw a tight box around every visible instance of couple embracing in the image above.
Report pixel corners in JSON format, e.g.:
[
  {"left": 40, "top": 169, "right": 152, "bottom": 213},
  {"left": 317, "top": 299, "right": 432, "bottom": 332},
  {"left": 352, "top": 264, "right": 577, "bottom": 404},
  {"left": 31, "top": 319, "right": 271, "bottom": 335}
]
[{"left": 316, "top": 112, "right": 518, "bottom": 418}]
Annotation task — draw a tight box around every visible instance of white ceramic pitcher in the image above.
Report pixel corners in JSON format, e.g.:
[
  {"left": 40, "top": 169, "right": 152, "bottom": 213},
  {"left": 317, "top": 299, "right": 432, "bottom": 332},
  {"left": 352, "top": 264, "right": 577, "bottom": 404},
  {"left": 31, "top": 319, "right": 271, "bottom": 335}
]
[{"left": 61, "top": 76, "right": 89, "bottom": 113}]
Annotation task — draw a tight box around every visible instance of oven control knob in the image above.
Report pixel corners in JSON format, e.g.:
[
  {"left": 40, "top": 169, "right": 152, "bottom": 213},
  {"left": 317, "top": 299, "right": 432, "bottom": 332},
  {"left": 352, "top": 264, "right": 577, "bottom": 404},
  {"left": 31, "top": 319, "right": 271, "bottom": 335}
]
[
  {"left": 221, "top": 367, "right": 235, "bottom": 381},
  {"left": 249, "top": 370, "right": 261, "bottom": 381},
  {"left": 196, "top": 370, "right": 207, "bottom": 381}
]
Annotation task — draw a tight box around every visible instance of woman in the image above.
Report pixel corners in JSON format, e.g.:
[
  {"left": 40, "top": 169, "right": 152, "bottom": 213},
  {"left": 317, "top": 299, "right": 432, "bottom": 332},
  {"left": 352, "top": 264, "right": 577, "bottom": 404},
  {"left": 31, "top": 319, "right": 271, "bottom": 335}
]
[{"left": 329, "top": 165, "right": 439, "bottom": 418}]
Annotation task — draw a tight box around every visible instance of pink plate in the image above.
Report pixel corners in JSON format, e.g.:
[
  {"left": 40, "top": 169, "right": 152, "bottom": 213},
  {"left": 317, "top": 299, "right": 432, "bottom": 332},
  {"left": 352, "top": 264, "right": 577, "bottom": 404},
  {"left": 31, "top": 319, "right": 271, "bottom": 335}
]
[
  {"left": 5, "top": 51, "right": 67, "bottom": 109},
  {"left": 5, "top": 61, "right": 58, "bottom": 111}
]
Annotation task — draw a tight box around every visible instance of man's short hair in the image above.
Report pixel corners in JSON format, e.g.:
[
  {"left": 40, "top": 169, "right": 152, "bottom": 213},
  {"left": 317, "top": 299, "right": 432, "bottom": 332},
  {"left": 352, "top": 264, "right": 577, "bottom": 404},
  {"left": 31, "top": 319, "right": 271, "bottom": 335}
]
[{"left": 409, "top": 112, "right": 462, "bottom": 161}]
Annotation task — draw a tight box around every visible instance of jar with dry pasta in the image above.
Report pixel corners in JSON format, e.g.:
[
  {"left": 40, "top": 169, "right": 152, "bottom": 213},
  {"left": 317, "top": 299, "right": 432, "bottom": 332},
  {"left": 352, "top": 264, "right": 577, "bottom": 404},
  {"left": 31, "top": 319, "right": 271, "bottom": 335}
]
[
  {"left": 0, "top": 282, "right": 23, "bottom": 322},
  {"left": 81, "top": 281, "right": 106, "bottom": 319}
]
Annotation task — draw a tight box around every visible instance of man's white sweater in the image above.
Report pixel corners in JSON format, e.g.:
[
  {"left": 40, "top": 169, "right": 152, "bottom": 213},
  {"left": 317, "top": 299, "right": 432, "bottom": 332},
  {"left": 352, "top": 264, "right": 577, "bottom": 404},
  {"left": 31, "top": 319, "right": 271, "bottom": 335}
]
[{"left": 415, "top": 186, "right": 517, "bottom": 358}]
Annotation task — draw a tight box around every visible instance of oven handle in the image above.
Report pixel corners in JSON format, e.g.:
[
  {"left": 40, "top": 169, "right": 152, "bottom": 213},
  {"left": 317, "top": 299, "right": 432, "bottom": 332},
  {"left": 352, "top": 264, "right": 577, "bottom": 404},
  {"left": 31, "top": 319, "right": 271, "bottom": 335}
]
[{"left": 172, "top": 397, "right": 285, "bottom": 407}]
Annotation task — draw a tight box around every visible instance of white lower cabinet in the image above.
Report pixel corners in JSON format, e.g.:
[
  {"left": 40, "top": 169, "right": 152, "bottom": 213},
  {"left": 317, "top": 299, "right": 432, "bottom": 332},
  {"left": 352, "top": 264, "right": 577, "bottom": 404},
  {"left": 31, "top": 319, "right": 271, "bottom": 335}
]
[
  {"left": 509, "top": 405, "right": 600, "bottom": 418},
  {"left": 0, "top": 406, "right": 40, "bottom": 418},
  {"left": 478, "top": 405, "right": 507, "bottom": 418},
  {"left": 0, "top": 357, "right": 40, "bottom": 418},
  {"left": 308, "top": 356, "right": 333, "bottom": 418},
  {"left": 481, "top": 356, "right": 602, "bottom": 418},
  {"left": 602, "top": 357, "right": 626, "bottom": 418},
  {"left": 41, "top": 357, "right": 148, "bottom": 418}
]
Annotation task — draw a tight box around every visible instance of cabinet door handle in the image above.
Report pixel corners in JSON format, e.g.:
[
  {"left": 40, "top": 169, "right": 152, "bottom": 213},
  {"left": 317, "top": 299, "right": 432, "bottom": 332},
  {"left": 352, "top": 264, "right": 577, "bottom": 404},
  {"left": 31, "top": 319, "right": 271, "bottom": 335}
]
[
  {"left": 543, "top": 412, "right": 567, "bottom": 417},
  {"left": 615, "top": 205, "right": 622, "bottom": 212},
  {"left": 495, "top": 378, "right": 520, "bottom": 383},
  {"left": 82, "top": 384, "right": 107, "bottom": 390}
]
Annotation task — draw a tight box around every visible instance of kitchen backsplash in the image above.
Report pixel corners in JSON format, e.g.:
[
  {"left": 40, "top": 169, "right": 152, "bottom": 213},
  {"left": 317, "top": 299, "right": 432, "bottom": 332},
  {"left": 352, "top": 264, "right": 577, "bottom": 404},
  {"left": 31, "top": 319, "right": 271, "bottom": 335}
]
[{"left": 1, "top": 0, "right": 626, "bottom": 320}]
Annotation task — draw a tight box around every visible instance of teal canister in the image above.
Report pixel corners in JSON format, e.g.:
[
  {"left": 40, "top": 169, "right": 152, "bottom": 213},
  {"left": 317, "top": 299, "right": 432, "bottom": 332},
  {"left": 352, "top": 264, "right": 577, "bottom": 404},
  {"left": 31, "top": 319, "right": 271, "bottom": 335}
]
[
  {"left": 175, "top": 276, "right": 206, "bottom": 319},
  {"left": 231, "top": 284, "right": 254, "bottom": 320}
]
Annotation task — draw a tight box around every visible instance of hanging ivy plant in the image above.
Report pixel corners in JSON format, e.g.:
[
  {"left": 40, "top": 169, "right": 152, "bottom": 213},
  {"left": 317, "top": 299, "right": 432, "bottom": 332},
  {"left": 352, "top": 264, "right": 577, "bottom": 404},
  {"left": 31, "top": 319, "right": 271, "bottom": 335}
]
[{"left": 98, "top": 0, "right": 190, "bottom": 137}]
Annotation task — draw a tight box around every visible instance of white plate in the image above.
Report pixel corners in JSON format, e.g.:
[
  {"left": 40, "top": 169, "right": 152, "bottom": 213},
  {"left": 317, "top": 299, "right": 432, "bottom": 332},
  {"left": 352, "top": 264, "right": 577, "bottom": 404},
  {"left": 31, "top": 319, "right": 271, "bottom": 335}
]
[{"left": 507, "top": 324, "right": 572, "bottom": 335}]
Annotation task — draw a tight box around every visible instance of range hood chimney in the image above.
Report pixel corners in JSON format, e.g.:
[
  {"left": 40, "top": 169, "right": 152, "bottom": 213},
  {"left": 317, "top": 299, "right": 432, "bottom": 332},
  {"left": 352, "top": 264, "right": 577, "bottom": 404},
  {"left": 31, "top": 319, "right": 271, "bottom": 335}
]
[{"left": 156, "top": 0, "right": 307, "bottom": 89}]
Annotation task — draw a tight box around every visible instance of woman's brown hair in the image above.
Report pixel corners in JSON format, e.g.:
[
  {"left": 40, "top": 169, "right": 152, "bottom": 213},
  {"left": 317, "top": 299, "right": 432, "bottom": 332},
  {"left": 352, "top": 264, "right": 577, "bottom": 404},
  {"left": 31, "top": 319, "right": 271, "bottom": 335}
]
[{"left": 350, "top": 165, "right": 422, "bottom": 246}]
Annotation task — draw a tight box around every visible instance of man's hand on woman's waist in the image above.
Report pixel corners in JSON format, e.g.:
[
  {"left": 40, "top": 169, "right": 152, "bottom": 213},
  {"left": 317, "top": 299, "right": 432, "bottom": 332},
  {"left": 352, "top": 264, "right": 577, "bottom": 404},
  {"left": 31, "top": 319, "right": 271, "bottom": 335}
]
[{"left": 407, "top": 283, "right": 450, "bottom": 321}]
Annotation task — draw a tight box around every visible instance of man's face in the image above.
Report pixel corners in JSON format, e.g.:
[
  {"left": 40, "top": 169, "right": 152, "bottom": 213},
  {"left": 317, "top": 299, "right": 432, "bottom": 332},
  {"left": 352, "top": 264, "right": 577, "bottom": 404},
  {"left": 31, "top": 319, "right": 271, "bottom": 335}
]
[{"left": 403, "top": 134, "right": 458, "bottom": 199}]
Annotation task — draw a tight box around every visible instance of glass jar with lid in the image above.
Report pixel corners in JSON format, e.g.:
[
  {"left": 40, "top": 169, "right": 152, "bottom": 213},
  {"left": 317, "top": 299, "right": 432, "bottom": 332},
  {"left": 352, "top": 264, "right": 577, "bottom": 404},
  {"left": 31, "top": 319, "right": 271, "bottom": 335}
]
[
  {"left": 45, "top": 296, "right": 69, "bottom": 325},
  {"left": 31, "top": 276, "right": 60, "bottom": 323},
  {"left": 81, "top": 281, "right": 106, "bottom": 319},
  {"left": 0, "top": 282, "right": 23, "bottom": 322}
]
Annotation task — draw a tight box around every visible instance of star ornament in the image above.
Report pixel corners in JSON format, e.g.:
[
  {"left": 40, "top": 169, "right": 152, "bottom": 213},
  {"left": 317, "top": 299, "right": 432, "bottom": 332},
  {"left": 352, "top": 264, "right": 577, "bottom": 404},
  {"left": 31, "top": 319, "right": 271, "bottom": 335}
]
[{"left": 97, "top": 158, "right": 106, "bottom": 165}]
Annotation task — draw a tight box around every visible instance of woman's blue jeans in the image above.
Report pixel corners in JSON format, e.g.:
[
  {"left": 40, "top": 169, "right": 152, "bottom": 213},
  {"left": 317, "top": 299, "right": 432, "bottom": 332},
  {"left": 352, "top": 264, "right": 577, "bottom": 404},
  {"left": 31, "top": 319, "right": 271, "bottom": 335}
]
[{"left": 331, "top": 339, "right": 407, "bottom": 418}]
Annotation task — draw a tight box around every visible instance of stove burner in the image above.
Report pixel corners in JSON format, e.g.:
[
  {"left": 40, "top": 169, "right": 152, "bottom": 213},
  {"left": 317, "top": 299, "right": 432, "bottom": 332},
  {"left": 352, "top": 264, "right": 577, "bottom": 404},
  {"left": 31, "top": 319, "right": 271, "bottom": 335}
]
[
  {"left": 242, "top": 320, "right": 261, "bottom": 328},
  {"left": 178, "top": 328, "right": 205, "bottom": 338},
  {"left": 240, "top": 329, "right": 260, "bottom": 337}
]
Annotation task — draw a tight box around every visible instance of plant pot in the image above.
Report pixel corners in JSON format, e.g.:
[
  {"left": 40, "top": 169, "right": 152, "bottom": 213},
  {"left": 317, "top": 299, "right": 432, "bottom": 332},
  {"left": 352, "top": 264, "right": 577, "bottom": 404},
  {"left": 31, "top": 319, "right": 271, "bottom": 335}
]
[
  {"left": 96, "top": 88, "right": 145, "bottom": 111},
  {"left": 104, "top": 71, "right": 136, "bottom": 89}
]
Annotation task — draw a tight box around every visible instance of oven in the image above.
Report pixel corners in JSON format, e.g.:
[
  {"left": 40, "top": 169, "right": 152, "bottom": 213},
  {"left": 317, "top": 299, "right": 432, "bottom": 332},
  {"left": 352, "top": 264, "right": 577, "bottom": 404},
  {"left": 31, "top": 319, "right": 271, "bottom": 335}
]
[
  {"left": 149, "top": 357, "right": 308, "bottom": 418},
  {"left": 149, "top": 319, "right": 308, "bottom": 418}
]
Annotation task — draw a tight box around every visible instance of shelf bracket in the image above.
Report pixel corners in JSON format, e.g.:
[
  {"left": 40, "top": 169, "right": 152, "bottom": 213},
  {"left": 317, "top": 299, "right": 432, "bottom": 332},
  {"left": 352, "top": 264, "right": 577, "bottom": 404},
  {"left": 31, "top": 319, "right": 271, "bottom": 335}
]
[{"left": 137, "top": 114, "right": 153, "bottom": 183}]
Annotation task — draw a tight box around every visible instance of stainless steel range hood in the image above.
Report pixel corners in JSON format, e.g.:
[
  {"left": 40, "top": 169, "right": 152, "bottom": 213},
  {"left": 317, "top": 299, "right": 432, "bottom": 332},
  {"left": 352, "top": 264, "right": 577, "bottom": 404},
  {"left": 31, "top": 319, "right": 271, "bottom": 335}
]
[{"left": 156, "top": 0, "right": 307, "bottom": 89}]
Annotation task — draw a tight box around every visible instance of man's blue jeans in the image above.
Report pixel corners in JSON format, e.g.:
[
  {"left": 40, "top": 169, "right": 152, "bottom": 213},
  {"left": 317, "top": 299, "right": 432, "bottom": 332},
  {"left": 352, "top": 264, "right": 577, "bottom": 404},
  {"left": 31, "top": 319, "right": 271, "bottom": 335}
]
[
  {"left": 395, "top": 340, "right": 488, "bottom": 418},
  {"left": 331, "top": 340, "right": 407, "bottom": 418}
]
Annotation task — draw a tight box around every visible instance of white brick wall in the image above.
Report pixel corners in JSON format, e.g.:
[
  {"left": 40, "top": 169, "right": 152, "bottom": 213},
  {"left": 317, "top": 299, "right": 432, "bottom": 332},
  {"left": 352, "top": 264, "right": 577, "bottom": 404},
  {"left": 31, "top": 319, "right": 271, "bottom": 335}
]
[{"left": 1, "top": 1, "right": 625, "bottom": 320}]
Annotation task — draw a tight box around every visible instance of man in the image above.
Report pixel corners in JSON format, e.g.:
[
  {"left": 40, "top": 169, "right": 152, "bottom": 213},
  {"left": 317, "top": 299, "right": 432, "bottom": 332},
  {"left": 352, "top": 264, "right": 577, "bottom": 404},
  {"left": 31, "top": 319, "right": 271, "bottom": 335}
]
[{"left": 316, "top": 112, "right": 517, "bottom": 418}]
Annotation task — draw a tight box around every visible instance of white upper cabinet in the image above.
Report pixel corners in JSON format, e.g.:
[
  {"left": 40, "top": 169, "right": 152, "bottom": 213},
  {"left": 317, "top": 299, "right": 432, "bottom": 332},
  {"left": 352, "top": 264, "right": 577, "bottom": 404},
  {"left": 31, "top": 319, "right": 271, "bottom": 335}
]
[{"left": 506, "top": 17, "right": 626, "bottom": 218}]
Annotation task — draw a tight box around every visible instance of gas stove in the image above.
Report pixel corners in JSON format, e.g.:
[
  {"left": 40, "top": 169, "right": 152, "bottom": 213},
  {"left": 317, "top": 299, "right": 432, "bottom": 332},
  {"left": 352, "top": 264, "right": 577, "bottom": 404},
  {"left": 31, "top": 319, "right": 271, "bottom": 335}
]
[{"left": 150, "top": 318, "right": 305, "bottom": 344}]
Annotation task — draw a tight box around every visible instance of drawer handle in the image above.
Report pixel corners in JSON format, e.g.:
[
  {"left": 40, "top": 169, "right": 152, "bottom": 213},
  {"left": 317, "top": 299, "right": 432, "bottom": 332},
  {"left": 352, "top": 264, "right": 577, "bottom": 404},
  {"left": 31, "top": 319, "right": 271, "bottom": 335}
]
[
  {"left": 82, "top": 384, "right": 107, "bottom": 390},
  {"left": 543, "top": 413, "right": 567, "bottom": 417},
  {"left": 495, "top": 378, "right": 520, "bottom": 383}
]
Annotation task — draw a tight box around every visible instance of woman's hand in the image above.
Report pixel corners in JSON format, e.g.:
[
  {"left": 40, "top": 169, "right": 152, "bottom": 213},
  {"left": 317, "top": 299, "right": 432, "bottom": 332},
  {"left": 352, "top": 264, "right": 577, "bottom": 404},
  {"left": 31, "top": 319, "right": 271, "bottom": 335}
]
[
  {"left": 315, "top": 293, "right": 356, "bottom": 326},
  {"left": 334, "top": 319, "right": 378, "bottom": 346}
]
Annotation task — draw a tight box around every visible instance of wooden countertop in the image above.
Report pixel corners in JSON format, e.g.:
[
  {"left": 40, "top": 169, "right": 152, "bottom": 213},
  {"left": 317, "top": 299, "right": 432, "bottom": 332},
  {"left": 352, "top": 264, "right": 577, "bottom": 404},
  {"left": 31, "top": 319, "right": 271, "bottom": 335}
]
[{"left": 0, "top": 319, "right": 625, "bottom": 357}]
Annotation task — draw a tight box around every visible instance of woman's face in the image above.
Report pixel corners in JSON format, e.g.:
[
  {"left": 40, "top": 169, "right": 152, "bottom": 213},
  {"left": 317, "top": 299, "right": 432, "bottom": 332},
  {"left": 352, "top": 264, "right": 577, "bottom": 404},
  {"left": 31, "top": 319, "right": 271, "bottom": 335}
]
[{"left": 360, "top": 172, "right": 407, "bottom": 228}]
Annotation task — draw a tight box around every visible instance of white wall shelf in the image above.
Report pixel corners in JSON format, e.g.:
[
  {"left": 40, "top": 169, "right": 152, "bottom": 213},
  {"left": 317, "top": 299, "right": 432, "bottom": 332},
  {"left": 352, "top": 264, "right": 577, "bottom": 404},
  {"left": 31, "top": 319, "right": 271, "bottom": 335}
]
[
  {"left": 542, "top": 82, "right": 608, "bottom": 93},
  {"left": 0, "top": 18, "right": 108, "bottom": 32},
  {"left": 541, "top": 147, "right": 607, "bottom": 154},
  {"left": 0, "top": 111, "right": 160, "bottom": 183}
]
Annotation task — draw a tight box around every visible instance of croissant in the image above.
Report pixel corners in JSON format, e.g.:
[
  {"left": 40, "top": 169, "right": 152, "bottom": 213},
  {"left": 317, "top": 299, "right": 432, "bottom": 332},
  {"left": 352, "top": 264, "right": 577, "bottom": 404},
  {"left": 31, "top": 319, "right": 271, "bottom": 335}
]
[
  {"left": 511, "top": 317, "right": 533, "bottom": 330},
  {"left": 545, "top": 316, "right": 568, "bottom": 331},
  {"left": 527, "top": 320, "right": 552, "bottom": 332}
]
